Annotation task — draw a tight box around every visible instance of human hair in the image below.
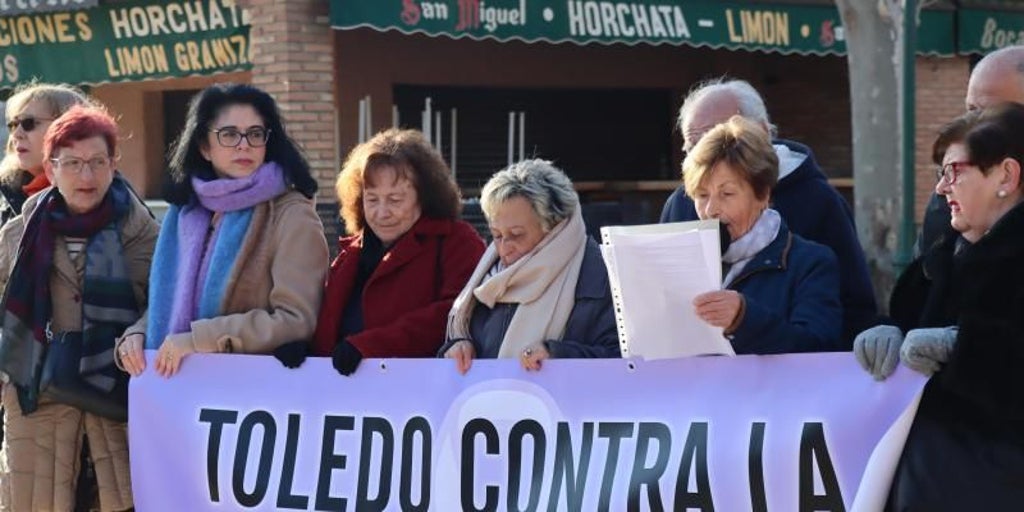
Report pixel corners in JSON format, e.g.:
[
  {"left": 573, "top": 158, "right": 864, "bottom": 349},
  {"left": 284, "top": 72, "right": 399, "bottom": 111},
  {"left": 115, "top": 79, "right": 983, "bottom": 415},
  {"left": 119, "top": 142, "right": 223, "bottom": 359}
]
[
  {"left": 43, "top": 105, "right": 118, "bottom": 164},
  {"left": 931, "top": 110, "right": 979, "bottom": 166},
  {"left": 683, "top": 115, "right": 779, "bottom": 201},
  {"left": 677, "top": 77, "right": 778, "bottom": 140},
  {"left": 1, "top": 81, "right": 91, "bottom": 184},
  {"left": 163, "top": 83, "right": 317, "bottom": 205},
  {"left": 336, "top": 128, "right": 462, "bottom": 233},
  {"left": 966, "top": 103, "right": 1024, "bottom": 181},
  {"left": 480, "top": 159, "right": 579, "bottom": 232}
]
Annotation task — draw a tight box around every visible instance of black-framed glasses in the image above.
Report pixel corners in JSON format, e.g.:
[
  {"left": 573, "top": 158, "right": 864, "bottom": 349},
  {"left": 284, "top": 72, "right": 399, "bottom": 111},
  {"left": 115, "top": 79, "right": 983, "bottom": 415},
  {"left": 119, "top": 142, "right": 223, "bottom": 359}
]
[
  {"left": 210, "top": 127, "right": 270, "bottom": 148},
  {"left": 6, "top": 116, "right": 53, "bottom": 133},
  {"left": 49, "top": 155, "right": 114, "bottom": 175},
  {"left": 937, "top": 161, "right": 971, "bottom": 185}
]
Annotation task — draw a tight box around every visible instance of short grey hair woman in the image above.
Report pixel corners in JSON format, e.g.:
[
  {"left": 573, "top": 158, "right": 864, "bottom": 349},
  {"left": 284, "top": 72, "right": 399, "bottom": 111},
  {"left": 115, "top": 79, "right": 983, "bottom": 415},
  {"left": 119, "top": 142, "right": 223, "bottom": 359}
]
[{"left": 442, "top": 159, "right": 620, "bottom": 373}]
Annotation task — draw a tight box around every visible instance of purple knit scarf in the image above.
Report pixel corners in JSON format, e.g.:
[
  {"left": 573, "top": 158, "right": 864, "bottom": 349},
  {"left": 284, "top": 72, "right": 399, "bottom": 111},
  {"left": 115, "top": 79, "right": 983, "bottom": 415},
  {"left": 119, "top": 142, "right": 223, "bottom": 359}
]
[{"left": 165, "top": 162, "right": 287, "bottom": 336}]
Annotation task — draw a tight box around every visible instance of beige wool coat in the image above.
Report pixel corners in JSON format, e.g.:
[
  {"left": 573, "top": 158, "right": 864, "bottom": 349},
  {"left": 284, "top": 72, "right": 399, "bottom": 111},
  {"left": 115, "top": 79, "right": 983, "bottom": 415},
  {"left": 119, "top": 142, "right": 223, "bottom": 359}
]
[
  {"left": 0, "top": 190, "right": 157, "bottom": 512},
  {"left": 121, "top": 190, "right": 329, "bottom": 355}
]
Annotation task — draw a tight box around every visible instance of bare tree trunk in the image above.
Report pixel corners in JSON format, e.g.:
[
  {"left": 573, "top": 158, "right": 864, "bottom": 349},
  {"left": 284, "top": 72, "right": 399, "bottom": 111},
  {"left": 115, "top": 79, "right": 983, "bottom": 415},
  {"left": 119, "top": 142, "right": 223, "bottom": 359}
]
[{"left": 836, "top": 0, "right": 902, "bottom": 311}]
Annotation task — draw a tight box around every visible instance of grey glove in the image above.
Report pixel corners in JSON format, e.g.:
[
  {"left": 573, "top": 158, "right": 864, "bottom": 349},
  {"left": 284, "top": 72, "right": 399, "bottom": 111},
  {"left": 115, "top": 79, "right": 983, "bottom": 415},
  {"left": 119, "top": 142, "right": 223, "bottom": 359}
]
[
  {"left": 901, "top": 326, "right": 958, "bottom": 376},
  {"left": 853, "top": 325, "right": 904, "bottom": 380}
]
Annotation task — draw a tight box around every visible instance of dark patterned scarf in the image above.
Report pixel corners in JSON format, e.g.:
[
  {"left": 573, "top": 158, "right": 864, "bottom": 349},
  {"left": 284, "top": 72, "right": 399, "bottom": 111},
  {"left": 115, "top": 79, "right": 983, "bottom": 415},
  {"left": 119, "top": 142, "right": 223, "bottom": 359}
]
[{"left": 0, "top": 176, "right": 138, "bottom": 414}]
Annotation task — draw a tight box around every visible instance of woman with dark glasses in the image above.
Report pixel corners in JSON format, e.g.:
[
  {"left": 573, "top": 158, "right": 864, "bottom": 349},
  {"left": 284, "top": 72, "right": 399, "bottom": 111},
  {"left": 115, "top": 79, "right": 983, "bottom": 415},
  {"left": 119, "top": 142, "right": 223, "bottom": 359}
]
[
  {"left": 115, "top": 83, "right": 328, "bottom": 378},
  {"left": 0, "top": 83, "right": 92, "bottom": 227}
]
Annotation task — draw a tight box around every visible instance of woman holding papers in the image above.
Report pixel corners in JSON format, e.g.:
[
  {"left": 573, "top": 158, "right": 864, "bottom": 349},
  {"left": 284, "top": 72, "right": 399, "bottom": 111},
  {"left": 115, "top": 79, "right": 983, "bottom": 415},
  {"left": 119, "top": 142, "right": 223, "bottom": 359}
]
[
  {"left": 291, "top": 129, "right": 484, "bottom": 376},
  {"left": 441, "top": 159, "right": 620, "bottom": 374},
  {"left": 855, "top": 104, "right": 1024, "bottom": 509},
  {"left": 115, "top": 83, "right": 328, "bottom": 378},
  {"left": 685, "top": 116, "right": 842, "bottom": 353},
  {"left": 0, "top": 106, "right": 156, "bottom": 511}
]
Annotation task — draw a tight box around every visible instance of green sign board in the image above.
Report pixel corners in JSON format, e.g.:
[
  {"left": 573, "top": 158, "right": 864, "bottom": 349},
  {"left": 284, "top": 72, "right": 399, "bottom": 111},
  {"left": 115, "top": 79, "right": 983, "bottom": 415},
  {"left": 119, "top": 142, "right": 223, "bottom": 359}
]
[
  {"left": 0, "top": 0, "right": 251, "bottom": 88},
  {"left": 331, "top": 0, "right": 954, "bottom": 56},
  {"left": 958, "top": 8, "right": 1024, "bottom": 54}
]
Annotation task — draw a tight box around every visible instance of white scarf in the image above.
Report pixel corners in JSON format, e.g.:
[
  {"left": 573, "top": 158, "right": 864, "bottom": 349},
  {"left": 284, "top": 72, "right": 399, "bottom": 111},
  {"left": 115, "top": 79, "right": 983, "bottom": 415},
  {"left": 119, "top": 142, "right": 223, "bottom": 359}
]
[
  {"left": 446, "top": 207, "right": 587, "bottom": 358},
  {"left": 722, "top": 208, "right": 782, "bottom": 287}
]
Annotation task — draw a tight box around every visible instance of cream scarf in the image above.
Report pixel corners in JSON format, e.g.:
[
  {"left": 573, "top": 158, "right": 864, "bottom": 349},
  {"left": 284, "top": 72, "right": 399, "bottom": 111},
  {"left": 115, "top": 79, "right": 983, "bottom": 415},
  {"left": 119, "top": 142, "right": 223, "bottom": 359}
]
[{"left": 446, "top": 207, "right": 587, "bottom": 358}]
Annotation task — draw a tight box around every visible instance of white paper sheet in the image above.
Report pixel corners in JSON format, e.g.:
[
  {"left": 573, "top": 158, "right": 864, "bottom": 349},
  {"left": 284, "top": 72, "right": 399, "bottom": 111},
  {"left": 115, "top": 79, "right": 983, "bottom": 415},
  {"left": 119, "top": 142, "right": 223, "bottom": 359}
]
[{"left": 601, "top": 220, "right": 735, "bottom": 359}]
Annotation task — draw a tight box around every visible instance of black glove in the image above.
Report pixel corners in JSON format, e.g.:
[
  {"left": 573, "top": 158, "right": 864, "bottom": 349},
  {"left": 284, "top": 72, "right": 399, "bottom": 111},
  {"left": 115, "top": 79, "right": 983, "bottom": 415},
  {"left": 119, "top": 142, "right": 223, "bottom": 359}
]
[
  {"left": 719, "top": 221, "right": 732, "bottom": 255},
  {"left": 332, "top": 339, "right": 364, "bottom": 376},
  {"left": 273, "top": 341, "right": 309, "bottom": 369}
]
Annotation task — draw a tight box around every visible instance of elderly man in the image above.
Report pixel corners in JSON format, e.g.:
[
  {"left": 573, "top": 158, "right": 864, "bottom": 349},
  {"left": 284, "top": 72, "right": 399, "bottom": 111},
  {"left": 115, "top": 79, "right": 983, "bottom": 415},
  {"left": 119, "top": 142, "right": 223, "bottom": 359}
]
[
  {"left": 661, "top": 78, "right": 876, "bottom": 348},
  {"left": 917, "top": 45, "right": 1024, "bottom": 254}
]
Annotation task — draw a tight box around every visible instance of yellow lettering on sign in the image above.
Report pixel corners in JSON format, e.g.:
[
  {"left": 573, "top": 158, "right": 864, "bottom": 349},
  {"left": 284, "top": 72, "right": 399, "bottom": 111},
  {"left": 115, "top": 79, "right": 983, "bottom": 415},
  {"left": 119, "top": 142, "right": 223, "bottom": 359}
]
[
  {"left": 726, "top": 9, "right": 742, "bottom": 43},
  {"left": 730, "top": 9, "right": 790, "bottom": 46},
  {"left": 4, "top": 54, "right": 17, "bottom": 83},
  {"left": 105, "top": 44, "right": 170, "bottom": 78},
  {"left": 76, "top": 12, "right": 92, "bottom": 42}
]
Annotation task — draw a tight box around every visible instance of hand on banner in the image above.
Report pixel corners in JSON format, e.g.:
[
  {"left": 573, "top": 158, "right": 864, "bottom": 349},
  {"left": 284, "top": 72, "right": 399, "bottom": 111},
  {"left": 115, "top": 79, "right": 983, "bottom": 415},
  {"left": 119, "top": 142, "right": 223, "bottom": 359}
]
[
  {"left": 901, "top": 326, "right": 958, "bottom": 376},
  {"left": 117, "top": 333, "right": 147, "bottom": 376},
  {"left": 273, "top": 341, "right": 309, "bottom": 369},
  {"left": 520, "top": 342, "right": 551, "bottom": 372},
  {"left": 444, "top": 340, "right": 476, "bottom": 375},
  {"left": 331, "top": 340, "right": 364, "bottom": 376},
  {"left": 155, "top": 333, "right": 195, "bottom": 378},
  {"left": 853, "top": 325, "right": 904, "bottom": 380},
  {"left": 693, "top": 290, "right": 744, "bottom": 331}
]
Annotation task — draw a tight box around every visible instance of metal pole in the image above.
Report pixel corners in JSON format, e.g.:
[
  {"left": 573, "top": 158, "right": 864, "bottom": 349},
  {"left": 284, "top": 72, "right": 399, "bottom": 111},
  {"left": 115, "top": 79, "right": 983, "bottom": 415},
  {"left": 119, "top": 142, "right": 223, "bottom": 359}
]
[
  {"left": 518, "top": 111, "right": 526, "bottom": 161},
  {"left": 507, "top": 112, "right": 515, "bottom": 166},
  {"left": 451, "top": 108, "right": 458, "bottom": 178},
  {"left": 357, "top": 99, "right": 366, "bottom": 143},
  {"left": 364, "top": 95, "right": 372, "bottom": 140},
  {"left": 895, "top": 0, "right": 917, "bottom": 274}
]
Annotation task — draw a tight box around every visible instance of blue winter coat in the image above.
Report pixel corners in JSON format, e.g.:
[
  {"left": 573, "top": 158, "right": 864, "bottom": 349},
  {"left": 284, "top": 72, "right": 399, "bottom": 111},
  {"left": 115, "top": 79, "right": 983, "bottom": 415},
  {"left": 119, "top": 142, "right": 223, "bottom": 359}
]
[
  {"left": 726, "top": 220, "right": 843, "bottom": 354},
  {"left": 443, "top": 237, "right": 621, "bottom": 359},
  {"left": 661, "top": 139, "right": 875, "bottom": 348}
]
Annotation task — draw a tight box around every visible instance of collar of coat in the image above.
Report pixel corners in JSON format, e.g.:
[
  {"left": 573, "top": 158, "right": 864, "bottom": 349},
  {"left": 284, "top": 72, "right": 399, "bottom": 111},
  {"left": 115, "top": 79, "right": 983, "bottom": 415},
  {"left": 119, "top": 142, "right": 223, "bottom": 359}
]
[
  {"left": 956, "top": 199, "right": 1024, "bottom": 267},
  {"left": 725, "top": 220, "right": 793, "bottom": 288},
  {"left": 338, "top": 216, "right": 455, "bottom": 275}
]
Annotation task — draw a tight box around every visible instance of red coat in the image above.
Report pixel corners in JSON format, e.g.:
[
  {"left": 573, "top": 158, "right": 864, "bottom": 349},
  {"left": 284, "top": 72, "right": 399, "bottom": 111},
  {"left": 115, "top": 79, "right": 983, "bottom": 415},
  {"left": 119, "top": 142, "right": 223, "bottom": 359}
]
[{"left": 312, "top": 217, "right": 484, "bottom": 357}]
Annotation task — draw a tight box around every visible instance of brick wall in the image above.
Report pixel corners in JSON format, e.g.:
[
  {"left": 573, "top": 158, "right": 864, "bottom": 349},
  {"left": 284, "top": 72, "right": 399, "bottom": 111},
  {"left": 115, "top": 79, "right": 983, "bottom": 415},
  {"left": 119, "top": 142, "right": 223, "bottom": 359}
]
[
  {"left": 914, "top": 56, "right": 970, "bottom": 223},
  {"left": 240, "top": 0, "right": 341, "bottom": 244}
]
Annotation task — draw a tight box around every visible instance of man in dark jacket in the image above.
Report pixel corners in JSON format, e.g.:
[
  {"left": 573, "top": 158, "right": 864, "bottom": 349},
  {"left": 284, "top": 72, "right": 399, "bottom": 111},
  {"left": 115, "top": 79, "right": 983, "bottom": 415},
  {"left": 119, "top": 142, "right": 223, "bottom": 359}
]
[
  {"left": 661, "top": 78, "right": 877, "bottom": 347},
  {"left": 917, "top": 45, "right": 1024, "bottom": 256}
]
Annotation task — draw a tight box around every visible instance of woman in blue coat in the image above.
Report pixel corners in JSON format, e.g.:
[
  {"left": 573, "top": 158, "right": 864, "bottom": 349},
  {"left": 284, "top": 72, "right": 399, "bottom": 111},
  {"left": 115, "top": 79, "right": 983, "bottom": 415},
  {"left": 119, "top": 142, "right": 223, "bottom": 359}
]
[{"left": 685, "top": 116, "right": 842, "bottom": 354}]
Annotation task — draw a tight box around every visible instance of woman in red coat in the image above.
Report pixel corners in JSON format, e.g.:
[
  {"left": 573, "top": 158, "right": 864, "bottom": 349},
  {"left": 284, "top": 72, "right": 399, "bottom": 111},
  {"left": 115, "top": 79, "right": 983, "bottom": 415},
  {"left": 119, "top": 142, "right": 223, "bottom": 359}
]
[{"left": 275, "top": 129, "right": 484, "bottom": 374}]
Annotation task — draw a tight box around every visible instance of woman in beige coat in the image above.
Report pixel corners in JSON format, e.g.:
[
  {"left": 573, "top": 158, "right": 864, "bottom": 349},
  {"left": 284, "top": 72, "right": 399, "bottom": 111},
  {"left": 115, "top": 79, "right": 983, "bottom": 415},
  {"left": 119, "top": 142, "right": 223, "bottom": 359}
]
[
  {"left": 0, "top": 106, "right": 157, "bottom": 511},
  {"left": 116, "top": 83, "right": 327, "bottom": 377}
]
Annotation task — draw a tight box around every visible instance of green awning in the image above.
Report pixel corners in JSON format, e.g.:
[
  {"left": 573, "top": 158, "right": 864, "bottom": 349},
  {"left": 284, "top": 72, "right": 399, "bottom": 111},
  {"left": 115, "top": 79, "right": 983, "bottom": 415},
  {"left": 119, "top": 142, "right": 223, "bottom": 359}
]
[
  {"left": 330, "top": 0, "right": 955, "bottom": 56},
  {"left": 958, "top": 7, "right": 1024, "bottom": 54},
  {"left": 0, "top": 0, "right": 251, "bottom": 89}
]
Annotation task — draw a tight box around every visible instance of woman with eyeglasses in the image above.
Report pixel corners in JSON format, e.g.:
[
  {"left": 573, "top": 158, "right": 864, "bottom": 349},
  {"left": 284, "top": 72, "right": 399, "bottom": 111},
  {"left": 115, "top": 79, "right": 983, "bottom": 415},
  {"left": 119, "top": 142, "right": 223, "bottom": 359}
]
[
  {"left": 0, "top": 105, "right": 157, "bottom": 511},
  {"left": 0, "top": 83, "right": 92, "bottom": 227},
  {"left": 853, "top": 104, "right": 1024, "bottom": 509},
  {"left": 115, "top": 83, "right": 328, "bottom": 378}
]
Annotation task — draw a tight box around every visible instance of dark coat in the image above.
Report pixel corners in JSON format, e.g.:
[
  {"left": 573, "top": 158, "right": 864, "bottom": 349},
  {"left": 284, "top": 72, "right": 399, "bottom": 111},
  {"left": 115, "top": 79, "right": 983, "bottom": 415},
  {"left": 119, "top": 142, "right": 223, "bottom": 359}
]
[
  {"left": 0, "top": 180, "right": 26, "bottom": 229},
  {"left": 886, "top": 200, "right": 1024, "bottom": 511},
  {"left": 312, "top": 217, "right": 485, "bottom": 358},
  {"left": 441, "top": 238, "right": 621, "bottom": 359},
  {"left": 661, "top": 139, "right": 876, "bottom": 347},
  {"left": 726, "top": 220, "right": 843, "bottom": 354}
]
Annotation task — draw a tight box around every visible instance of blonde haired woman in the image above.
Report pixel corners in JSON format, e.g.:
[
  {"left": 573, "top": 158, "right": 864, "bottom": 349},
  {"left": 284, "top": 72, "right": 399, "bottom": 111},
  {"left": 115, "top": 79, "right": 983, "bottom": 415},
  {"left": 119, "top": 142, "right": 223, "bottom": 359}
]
[
  {"left": 684, "top": 116, "right": 842, "bottom": 353},
  {"left": 0, "top": 82, "right": 91, "bottom": 227}
]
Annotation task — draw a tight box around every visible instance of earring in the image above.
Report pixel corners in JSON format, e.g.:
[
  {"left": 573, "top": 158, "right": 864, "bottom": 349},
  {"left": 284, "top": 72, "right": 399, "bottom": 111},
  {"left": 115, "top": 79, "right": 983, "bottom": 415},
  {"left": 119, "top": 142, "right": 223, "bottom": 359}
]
[{"left": 998, "top": 190, "right": 1008, "bottom": 198}]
